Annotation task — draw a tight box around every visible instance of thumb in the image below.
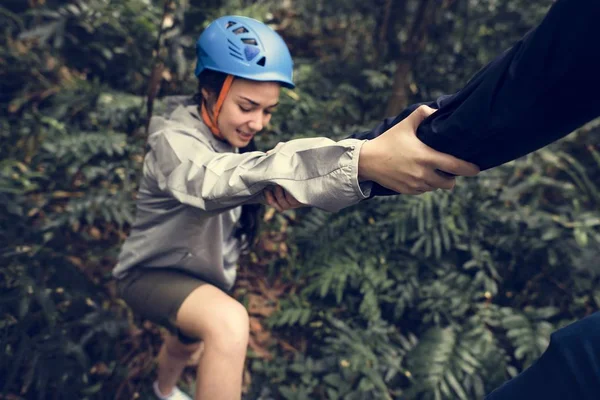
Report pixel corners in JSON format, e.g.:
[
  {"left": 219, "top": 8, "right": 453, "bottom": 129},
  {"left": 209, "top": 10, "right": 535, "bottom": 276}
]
[{"left": 405, "top": 105, "right": 436, "bottom": 131}]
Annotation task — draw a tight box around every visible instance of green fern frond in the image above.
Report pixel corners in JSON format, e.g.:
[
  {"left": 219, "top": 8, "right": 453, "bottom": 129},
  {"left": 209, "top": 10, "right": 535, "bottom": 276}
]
[
  {"left": 303, "top": 255, "right": 362, "bottom": 304},
  {"left": 500, "top": 306, "right": 558, "bottom": 368},
  {"left": 268, "top": 296, "right": 313, "bottom": 328},
  {"left": 44, "top": 189, "right": 134, "bottom": 229},
  {"left": 404, "top": 326, "right": 485, "bottom": 400}
]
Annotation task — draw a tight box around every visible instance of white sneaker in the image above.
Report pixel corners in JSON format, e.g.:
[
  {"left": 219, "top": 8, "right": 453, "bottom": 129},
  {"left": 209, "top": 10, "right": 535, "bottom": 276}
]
[{"left": 152, "top": 381, "right": 193, "bottom": 400}]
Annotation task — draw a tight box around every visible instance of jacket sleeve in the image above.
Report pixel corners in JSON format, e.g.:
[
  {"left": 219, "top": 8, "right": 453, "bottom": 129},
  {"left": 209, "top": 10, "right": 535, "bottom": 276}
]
[
  {"left": 353, "top": 0, "right": 600, "bottom": 197},
  {"left": 144, "top": 129, "right": 372, "bottom": 213},
  {"left": 416, "top": 0, "right": 600, "bottom": 171}
]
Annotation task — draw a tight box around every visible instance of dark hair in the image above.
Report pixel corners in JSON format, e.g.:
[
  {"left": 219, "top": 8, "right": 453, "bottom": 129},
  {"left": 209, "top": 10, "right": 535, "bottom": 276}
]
[
  {"left": 194, "top": 69, "right": 262, "bottom": 251},
  {"left": 193, "top": 69, "right": 227, "bottom": 107}
]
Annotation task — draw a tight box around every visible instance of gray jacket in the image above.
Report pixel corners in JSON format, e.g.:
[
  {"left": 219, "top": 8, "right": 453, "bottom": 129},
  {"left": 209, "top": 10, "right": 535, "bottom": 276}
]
[{"left": 113, "top": 102, "right": 371, "bottom": 290}]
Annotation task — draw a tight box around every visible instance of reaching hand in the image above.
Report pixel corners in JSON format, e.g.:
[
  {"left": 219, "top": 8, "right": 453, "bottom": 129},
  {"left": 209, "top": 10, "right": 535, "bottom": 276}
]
[
  {"left": 358, "top": 105, "right": 480, "bottom": 194},
  {"left": 264, "top": 185, "right": 305, "bottom": 212}
]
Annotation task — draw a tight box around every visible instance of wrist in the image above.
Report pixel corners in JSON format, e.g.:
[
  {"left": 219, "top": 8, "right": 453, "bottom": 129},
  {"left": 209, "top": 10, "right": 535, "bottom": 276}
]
[{"left": 358, "top": 139, "right": 378, "bottom": 182}]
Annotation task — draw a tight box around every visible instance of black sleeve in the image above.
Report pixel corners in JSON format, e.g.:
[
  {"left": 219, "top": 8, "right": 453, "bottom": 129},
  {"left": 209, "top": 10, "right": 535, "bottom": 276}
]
[{"left": 354, "top": 0, "right": 600, "bottom": 197}]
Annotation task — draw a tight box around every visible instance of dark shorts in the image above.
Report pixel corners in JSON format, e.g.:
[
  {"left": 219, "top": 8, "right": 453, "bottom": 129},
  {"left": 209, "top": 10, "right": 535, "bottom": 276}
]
[{"left": 116, "top": 267, "right": 207, "bottom": 344}]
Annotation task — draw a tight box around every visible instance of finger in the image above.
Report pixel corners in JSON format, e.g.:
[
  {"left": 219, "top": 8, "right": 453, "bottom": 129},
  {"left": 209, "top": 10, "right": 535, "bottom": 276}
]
[
  {"left": 417, "top": 182, "right": 436, "bottom": 193},
  {"left": 266, "top": 189, "right": 279, "bottom": 207},
  {"left": 265, "top": 189, "right": 274, "bottom": 206},
  {"left": 274, "top": 186, "right": 292, "bottom": 210},
  {"left": 377, "top": 176, "right": 436, "bottom": 196},
  {"left": 403, "top": 106, "right": 479, "bottom": 177},
  {"left": 283, "top": 189, "right": 303, "bottom": 208},
  {"left": 436, "top": 169, "right": 456, "bottom": 179},
  {"left": 291, "top": 197, "right": 303, "bottom": 208},
  {"left": 424, "top": 170, "right": 456, "bottom": 190},
  {"left": 405, "top": 105, "right": 437, "bottom": 131},
  {"left": 404, "top": 179, "right": 435, "bottom": 195},
  {"left": 427, "top": 151, "right": 480, "bottom": 177},
  {"left": 407, "top": 187, "right": 431, "bottom": 195},
  {"left": 265, "top": 189, "right": 282, "bottom": 212}
]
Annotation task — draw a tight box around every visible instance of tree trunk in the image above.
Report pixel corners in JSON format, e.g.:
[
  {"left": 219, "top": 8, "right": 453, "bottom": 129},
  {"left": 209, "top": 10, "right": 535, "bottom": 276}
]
[
  {"left": 384, "top": 0, "right": 443, "bottom": 117},
  {"left": 384, "top": 59, "right": 411, "bottom": 117}
]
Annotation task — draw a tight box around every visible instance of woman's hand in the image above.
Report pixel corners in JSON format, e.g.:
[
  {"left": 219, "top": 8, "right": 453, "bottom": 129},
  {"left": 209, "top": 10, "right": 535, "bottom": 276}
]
[
  {"left": 358, "top": 105, "right": 480, "bottom": 194},
  {"left": 264, "top": 185, "right": 305, "bottom": 212}
]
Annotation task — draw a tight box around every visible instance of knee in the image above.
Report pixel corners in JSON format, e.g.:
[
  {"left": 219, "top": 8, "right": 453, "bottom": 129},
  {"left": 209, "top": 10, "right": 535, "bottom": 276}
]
[{"left": 204, "top": 300, "right": 249, "bottom": 353}]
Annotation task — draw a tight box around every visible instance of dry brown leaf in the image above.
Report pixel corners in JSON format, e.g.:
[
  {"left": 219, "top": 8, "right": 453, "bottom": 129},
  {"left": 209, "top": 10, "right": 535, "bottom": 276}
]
[
  {"left": 278, "top": 339, "right": 300, "bottom": 353},
  {"left": 90, "top": 362, "right": 110, "bottom": 375},
  {"left": 247, "top": 335, "right": 272, "bottom": 360},
  {"left": 67, "top": 256, "right": 84, "bottom": 269},
  {"left": 278, "top": 242, "right": 288, "bottom": 258},
  {"left": 260, "top": 238, "right": 279, "bottom": 253},
  {"left": 257, "top": 278, "right": 286, "bottom": 301},
  {"left": 89, "top": 226, "right": 102, "bottom": 240},
  {"left": 52, "top": 191, "right": 84, "bottom": 198},
  {"left": 249, "top": 317, "right": 264, "bottom": 333},
  {"left": 247, "top": 294, "right": 276, "bottom": 317}
]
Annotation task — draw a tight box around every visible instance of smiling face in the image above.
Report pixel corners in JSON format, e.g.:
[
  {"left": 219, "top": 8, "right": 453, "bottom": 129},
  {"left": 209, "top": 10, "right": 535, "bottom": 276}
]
[{"left": 203, "top": 78, "right": 280, "bottom": 148}]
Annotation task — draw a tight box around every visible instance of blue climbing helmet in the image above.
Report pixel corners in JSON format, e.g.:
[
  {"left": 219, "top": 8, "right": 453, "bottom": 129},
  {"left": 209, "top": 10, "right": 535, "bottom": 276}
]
[{"left": 195, "top": 16, "right": 295, "bottom": 89}]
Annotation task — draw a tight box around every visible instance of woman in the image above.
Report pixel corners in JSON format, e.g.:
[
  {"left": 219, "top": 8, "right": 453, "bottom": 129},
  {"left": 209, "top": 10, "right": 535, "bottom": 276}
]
[{"left": 114, "top": 16, "right": 478, "bottom": 400}]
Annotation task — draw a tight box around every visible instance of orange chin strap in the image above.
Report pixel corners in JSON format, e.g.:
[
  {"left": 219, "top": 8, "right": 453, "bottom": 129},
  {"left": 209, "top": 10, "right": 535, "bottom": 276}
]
[{"left": 200, "top": 74, "right": 235, "bottom": 140}]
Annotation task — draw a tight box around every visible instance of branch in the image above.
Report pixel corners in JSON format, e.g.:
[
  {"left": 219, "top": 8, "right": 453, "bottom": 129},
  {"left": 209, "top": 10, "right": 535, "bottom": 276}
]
[
  {"left": 143, "top": 0, "right": 176, "bottom": 135},
  {"left": 378, "top": 0, "right": 393, "bottom": 45},
  {"left": 405, "top": 0, "right": 433, "bottom": 56}
]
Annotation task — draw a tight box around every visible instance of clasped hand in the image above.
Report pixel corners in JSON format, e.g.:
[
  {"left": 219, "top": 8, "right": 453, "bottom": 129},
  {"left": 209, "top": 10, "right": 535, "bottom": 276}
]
[{"left": 265, "top": 105, "right": 480, "bottom": 212}]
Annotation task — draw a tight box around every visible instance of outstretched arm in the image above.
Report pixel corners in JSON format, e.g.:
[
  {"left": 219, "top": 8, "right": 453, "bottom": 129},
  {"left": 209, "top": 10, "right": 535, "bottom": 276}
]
[
  {"left": 144, "top": 131, "right": 369, "bottom": 213},
  {"left": 144, "top": 106, "right": 479, "bottom": 214},
  {"left": 268, "top": 106, "right": 481, "bottom": 210}
]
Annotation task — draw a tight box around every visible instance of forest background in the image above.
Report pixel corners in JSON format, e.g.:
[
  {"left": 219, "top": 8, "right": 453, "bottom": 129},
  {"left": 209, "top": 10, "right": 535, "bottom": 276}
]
[{"left": 2, "top": 0, "right": 600, "bottom": 399}]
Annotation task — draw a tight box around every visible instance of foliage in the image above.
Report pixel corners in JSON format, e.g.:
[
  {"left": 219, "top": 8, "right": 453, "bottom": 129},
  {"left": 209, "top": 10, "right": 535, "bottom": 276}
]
[
  {"left": 1, "top": 1, "right": 155, "bottom": 398},
  {"left": 1, "top": 0, "right": 599, "bottom": 399}
]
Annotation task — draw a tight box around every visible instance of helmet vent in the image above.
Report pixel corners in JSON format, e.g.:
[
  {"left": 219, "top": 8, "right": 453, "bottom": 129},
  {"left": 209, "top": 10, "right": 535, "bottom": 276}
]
[
  {"left": 256, "top": 57, "right": 266, "bottom": 67},
  {"left": 227, "top": 38, "right": 240, "bottom": 50},
  {"left": 241, "top": 38, "right": 258, "bottom": 45},
  {"left": 229, "top": 48, "right": 244, "bottom": 61},
  {"left": 233, "top": 26, "right": 249, "bottom": 34},
  {"left": 226, "top": 21, "right": 237, "bottom": 28},
  {"left": 228, "top": 46, "right": 242, "bottom": 56}
]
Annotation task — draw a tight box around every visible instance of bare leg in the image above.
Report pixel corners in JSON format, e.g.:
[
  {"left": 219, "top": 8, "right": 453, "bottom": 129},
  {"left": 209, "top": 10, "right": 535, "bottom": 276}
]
[
  {"left": 175, "top": 284, "right": 250, "bottom": 400},
  {"left": 155, "top": 334, "right": 202, "bottom": 396}
]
